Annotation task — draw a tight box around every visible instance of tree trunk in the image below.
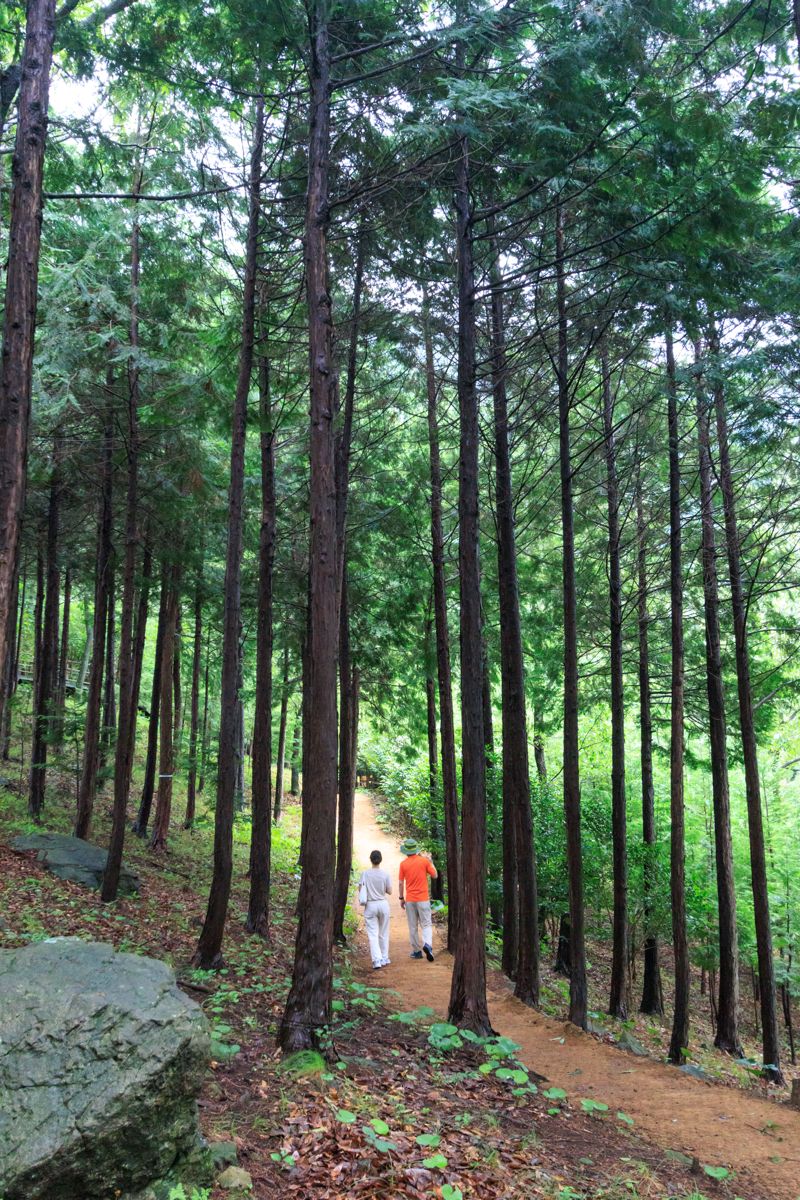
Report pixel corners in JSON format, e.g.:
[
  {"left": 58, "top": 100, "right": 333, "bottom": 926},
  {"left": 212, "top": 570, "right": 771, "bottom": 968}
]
[
  {"left": 29, "top": 435, "right": 61, "bottom": 819},
  {"left": 76, "top": 609, "right": 92, "bottom": 693},
  {"left": 184, "top": 582, "right": 202, "bottom": 829},
  {"left": 198, "top": 630, "right": 210, "bottom": 794},
  {"left": 102, "top": 185, "right": 144, "bottom": 903},
  {"left": 172, "top": 605, "right": 182, "bottom": 747},
  {"left": 150, "top": 566, "right": 180, "bottom": 852},
  {"left": 636, "top": 468, "right": 663, "bottom": 1015},
  {"left": 712, "top": 333, "right": 782, "bottom": 1083},
  {"left": 556, "top": 200, "right": 587, "bottom": 1030},
  {"left": 54, "top": 564, "right": 71, "bottom": 741},
  {"left": 247, "top": 337, "right": 276, "bottom": 938},
  {"left": 666, "top": 321, "right": 691, "bottom": 1065},
  {"left": 194, "top": 97, "right": 264, "bottom": 969},
  {"left": 273, "top": 643, "right": 290, "bottom": 823},
  {"left": 602, "top": 344, "right": 628, "bottom": 1019},
  {"left": 128, "top": 538, "right": 152, "bottom": 762},
  {"left": 333, "top": 572, "right": 355, "bottom": 944},
  {"left": 290, "top": 711, "right": 300, "bottom": 795},
  {"left": 424, "top": 289, "right": 461, "bottom": 952},
  {"left": 32, "top": 545, "right": 44, "bottom": 710},
  {"left": 447, "top": 86, "right": 492, "bottom": 1036},
  {"left": 0, "top": 0, "right": 56, "bottom": 693},
  {"left": 554, "top": 911, "right": 571, "bottom": 976},
  {"left": 0, "top": 561, "right": 20, "bottom": 758},
  {"left": 99, "top": 580, "right": 115, "bottom": 771},
  {"left": 75, "top": 401, "right": 114, "bottom": 839},
  {"left": 133, "top": 566, "right": 166, "bottom": 837},
  {"left": 424, "top": 611, "right": 445, "bottom": 903},
  {"left": 694, "top": 341, "right": 741, "bottom": 1056},
  {"left": 278, "top": 5, "right": 340, "bottom": 1051},
  {"left": 490, "top": 222, "right": 539, "bottom": 1005}
]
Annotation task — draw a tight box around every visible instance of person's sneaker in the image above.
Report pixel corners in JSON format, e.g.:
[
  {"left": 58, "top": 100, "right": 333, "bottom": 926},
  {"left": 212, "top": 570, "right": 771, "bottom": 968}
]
[
  {"left": 423, "top": 943, "right": 434, "bottom": 962},
  {"left": 373, "top": 963, "right": 383, "bottom": 970},
  {"left": 381, "top": 959, "right": 391, "bottom": 966},
  {"left": 410, "top": 951, "right": 423, "bottom": 959}
]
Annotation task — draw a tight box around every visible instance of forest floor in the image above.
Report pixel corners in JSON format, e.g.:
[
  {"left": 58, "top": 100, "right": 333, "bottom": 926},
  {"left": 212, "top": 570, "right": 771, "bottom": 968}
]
[{"left": 0, "top": 765, "right": 795, "bottom": 1200}]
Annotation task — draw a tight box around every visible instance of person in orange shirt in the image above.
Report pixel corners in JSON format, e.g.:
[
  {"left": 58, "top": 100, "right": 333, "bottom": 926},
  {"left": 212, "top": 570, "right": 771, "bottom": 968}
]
[{"left": 398, "top": 838, "right": 437, "bottom": 961}]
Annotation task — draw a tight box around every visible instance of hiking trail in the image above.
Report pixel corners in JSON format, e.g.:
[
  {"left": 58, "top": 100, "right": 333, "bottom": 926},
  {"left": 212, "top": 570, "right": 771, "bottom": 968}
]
[{"left": 351, "top": 791, "right": 800, "bottom": 1200}]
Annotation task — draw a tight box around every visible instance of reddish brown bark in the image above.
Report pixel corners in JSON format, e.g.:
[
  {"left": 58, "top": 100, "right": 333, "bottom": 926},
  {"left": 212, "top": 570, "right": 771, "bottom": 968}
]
[
  {"left": 150, "top": 566, "right": 180, "bottom": 853},
  {"left": 447, "top": 91, "right": 492, "bottom": 1036},
  {"left": 602, "top": 345, "right": 628, "bottom": 1019},
  {"left": 184, "top": 582, "right": 202, "bottom": 830},
  {"left": 694, "top": 340, "right": 741, "bottom": 1056},
  {"left": 194, "top": 96, "right": 264, "bottom": 968},
  {"left": 423, "top": 291, "right": 461, "bottom": 952},
  {"left": 29, "top": 435, "right": 62, "bottom": 819},
  {"left": 667, "top": 322, "right": 690, "bottom": 1065},
  {"left": 273, "top": 643, "right": 291, "bottom": 823},
  {"left": 0, "top": 0, "right": 56, "bottom": 697},
  {"left": 133, "top": 566, "right": 166, "bottom": 837},
  {"left": 556, "top": 201, "right": 587, "bottom": 1029},
  {"left": 247, "top": 341, "right": 276, "bottom": 938},
  {"left": 278, "top": 6, "right": 340, "bottom": 1050},
  {"left": 489, "top": 224, "right": 539, "bottom": 1006}
]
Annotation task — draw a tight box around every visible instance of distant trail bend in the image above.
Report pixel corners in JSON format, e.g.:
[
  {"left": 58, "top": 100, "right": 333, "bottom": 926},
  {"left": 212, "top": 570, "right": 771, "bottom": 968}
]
[{"left": 351, "top": 791, "right": 800, "bottom": 1200}]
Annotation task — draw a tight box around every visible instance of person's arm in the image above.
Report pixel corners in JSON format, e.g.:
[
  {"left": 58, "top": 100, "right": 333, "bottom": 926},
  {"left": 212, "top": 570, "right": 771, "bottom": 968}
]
[
  {"left": 424, "top": 854, "right": 438, "bottom": 880},
  {"left": 385, "top": 872, "right": 392, "bottom": 896},
  {"left": 398, "top": 861, "right": 406, "bottom": 907}
]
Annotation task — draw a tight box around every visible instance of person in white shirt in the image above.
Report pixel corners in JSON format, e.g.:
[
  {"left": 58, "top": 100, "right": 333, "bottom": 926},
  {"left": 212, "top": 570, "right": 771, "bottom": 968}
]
[{"left": 359, "top": 849, "right": 392, "bottom": 969}]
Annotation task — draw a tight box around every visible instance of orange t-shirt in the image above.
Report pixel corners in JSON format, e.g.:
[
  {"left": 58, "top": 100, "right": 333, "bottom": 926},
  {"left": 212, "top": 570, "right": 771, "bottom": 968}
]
[{"left": 399, "top": 855, "right": 437, "bottom": 902}]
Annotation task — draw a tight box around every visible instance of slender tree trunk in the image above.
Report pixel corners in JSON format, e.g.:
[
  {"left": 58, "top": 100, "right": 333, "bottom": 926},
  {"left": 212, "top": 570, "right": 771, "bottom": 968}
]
[
  {"left": 102, "top": 184, "right": 144, "bottom": 902},
  {"left": 333, "top": 572, "right": 356, "bottom": 943},
  {"left": 667, "top": 322, "right": 691, "bottom": 1064},
  {"left": 331, "top": 222, "right": 365, "bottom": 945},
  {"left": 290, "top": 711, "right": 300, "bottom": 796},
  {"left": 424, "top": 290, "right": 461, "bottom": 952},
  {"left": 198, "top": 630, "right": 210, "bottom": 795},
  {"left": 712, "top": 335, "right": 782, "bottom": 1083},
  {"left": 150, "top": 566, "right": 179, "bottom": 852},
  {"left": 273, "top": 643, "right": 290, "bottom": 823},
  {"left": 54, "top": 564, "right": 71, "bottom": 740},
  {"left": 75, "top": 402, "right": 114, "bottom": 839},
  {"left": 32, "top": 544, "right": 44, "bottom": 709},
  {"left": 556, "top": 201, "right": 587, "bottom": 1029},
  {"left": 694, "top": 342, "right": 742, "bottom": 1056},
  {"left": 601, "top": 345, "right": 628, "bottom": 1019},
  {"left": 447, "top": 81, "right": 492, "bottom": 1036},
  {"left": 184, "top": 582, "right": 202, "bottom": 829},
  {"left": 133, "top": 567, "right": 166, "bottom": 837},
  {"left": 0, "top": 561, "right": 20, "bottom": 758},
  {"left": 247, "top": 337, "right": 276, "bottom": 938},
  {"left": 29, "top": 436, "right": 61, "bottom": 819},
  {"left": 128, "top": 537, "right": 151, "bottom": 764},
  {"left": 194, "top": 97, "right": 264, "bottom": 969},
  {"left": 0, "top": 0, "right": 56, "bottom": 691},
  {"left": 490, "top": 223, "right": 539, "bottom": 1005},
  {"left": 172, "top": 606, "right": 182, "bottom": 747},
  {"left": 76, "top": 609, "right": 92, "bottom": 693},
  {"left": 278, "top": 5, "right": 340, "bottom": 1050},
  {"left": 636, "top": 469, "right": 663, "bottom": 1015},
  {"left": 99, "top": 581, "right": 115, "bottom": 771}
]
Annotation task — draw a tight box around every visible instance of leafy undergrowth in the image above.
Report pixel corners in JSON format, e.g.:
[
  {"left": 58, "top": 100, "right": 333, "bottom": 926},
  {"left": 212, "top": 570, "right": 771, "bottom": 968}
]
[{"left": 0, "top": 776, "right": 749, "bottom": 1200}]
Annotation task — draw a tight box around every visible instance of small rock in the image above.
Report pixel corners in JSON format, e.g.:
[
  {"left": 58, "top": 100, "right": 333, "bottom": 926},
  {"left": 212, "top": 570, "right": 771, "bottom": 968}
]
[
  {"left": 218, "top": 1165, "right": 253, "bottom": 1190},
  {"left": 678, "top": 1063, "right": 715, "bottom": 1082},
  {"left": 665, "top": 1150, "right": 694, "bottom": 1168},
  {"left": 616, "top": 1030, "right": 648, "bottom": 1057},
  {"left": 586, "top": 1019, "right": 608, "bottom": 1037},
  {"left": 210, "top": 1141, "right": 238, "bottom": 1170}
]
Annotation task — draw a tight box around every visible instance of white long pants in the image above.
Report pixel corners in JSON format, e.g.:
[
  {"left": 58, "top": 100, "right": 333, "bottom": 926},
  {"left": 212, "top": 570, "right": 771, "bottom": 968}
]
[
  {"left": 364, "top": 899, "right": 390, "bottom": 966},
  {"left": 405, "top": 900, "right": 432, "bottom": 953}
]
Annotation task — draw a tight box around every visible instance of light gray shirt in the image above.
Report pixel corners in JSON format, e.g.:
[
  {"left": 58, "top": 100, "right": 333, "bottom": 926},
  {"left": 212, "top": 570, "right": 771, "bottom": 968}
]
[{"left": 360, "top": 867, "right": 392, "bottom": 902}]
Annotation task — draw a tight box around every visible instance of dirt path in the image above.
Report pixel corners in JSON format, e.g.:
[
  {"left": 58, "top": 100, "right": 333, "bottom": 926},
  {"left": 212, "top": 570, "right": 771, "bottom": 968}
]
[{"left": 351, "top": 792, "right": 800, "bottom": 1200}]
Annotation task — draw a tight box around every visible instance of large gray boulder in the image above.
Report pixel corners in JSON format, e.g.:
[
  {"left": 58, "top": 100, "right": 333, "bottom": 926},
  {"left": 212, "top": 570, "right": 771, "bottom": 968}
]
[
  {"left": 11, "top": 831, "right": 140, "bottom": 894},
  {"left": 0, "top": 939, "right": 210, "bottom": 1200}
]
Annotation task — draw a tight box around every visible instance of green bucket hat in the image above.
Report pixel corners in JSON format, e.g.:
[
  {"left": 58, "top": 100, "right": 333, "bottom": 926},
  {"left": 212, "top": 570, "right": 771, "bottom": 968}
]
[{"left": 399, "top": 838, "right": 419, "bottom": 855}]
